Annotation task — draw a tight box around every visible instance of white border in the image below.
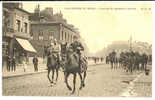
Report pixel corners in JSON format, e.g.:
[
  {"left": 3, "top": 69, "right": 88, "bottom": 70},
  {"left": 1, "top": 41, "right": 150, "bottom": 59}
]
[{"left": 0, "top": 1, "right": 154, "bottom": 100}]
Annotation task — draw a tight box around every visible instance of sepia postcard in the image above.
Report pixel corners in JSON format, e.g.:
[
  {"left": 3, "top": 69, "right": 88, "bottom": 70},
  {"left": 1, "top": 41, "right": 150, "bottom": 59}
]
[{"left": 1, "top": 1, "right": 152, "bottom": 97}]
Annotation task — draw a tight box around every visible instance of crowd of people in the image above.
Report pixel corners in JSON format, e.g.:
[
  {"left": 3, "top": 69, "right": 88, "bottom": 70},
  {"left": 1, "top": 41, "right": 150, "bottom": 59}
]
[{"left": 5, "top": 54, "right": 16, "bottom": 72}]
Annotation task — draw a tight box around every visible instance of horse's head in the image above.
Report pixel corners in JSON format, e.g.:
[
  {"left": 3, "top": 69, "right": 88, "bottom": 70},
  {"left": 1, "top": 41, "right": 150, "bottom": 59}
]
[
  {"left": 61, "top": 43, "right": 74, "bottom": 55},
  {"left": 61, "top": 43, "right": 67, "bottom": 53}
]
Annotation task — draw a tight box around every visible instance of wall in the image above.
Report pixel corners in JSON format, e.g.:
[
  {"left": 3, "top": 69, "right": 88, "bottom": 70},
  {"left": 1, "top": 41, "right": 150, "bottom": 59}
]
[
  {"left": 12, "top": 9, "right": 30, "bottom": 33},
  {"left": 30, "top": 23, "right": 78, "bottom": 56}
]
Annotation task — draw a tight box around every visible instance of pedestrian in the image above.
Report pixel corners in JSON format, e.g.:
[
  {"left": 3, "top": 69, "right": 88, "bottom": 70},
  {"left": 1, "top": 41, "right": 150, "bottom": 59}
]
[
  {"left": 12, "top": 56, "right": 16, "bottom": 72},
  {"left": 33, "top": 55, "right": 38, "bottom": 72},
  {"left": 22, "top": 54, "right": 27, "bottom": 72},
  {"left": 6, "top": 55, "right": 11, "bottom": 72}
]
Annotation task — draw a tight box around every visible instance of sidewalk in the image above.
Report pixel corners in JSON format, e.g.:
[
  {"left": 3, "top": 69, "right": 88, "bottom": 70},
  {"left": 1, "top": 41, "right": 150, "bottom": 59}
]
[
  {"left": 131, "top": 71, "right": 152, "bottom": 97},
  {"left": 120, "top": 67, "right": 152, "bottom": 97},
  {"left": 2, "top": 60, "right": 104, "bottom": 78},
  {"left": 2, "top": 63, "right": 47, "bottom": 78}
]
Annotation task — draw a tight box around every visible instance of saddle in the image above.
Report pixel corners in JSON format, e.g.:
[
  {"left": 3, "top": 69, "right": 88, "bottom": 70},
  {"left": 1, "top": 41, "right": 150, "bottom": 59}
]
[{"left": 72, "top": 52, "right": 87, "bottom": 72}]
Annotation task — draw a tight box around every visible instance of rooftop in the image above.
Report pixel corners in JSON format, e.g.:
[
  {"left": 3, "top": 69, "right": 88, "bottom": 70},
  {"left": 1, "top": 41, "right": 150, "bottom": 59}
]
[{"left": 31, "top": 21, "right": 79, "bottom": 34}]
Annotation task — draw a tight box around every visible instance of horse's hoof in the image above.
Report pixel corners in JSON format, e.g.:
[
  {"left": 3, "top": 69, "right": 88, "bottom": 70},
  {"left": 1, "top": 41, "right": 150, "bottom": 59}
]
[
  {"left": 83, "top": 83, "right": 85, "bottom": 87},
  {"left": 71, "top": 91, "right": 75, "bottom": 94},
  {"left": 68, "top": 87, "right": 72, "bottom": 91},
  {"left": 79, "top": 86, "right": 82, "bottom": 90},
  {"left": 51, "top": 81, "right": 54, "bottom": 84}
]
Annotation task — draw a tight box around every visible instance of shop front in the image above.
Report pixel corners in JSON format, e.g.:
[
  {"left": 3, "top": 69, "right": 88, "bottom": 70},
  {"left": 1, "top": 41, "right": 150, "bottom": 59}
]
[
  {"left": 2, "top": 36, "right": 37, "bottom": 70},
  {"left": 14, "top": 38, "right": 37, "bottom": 64}
]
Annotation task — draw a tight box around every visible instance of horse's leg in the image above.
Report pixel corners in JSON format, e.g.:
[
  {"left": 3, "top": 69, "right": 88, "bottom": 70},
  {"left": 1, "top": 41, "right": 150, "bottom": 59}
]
[
  {"left": 144, "top": 63, "right": 147, "bottom": 70},
  {"left": 78, "top": 72, "right": 83, "bottom": 90},
  {"left": 131, "top": 64, "right": 133, "bottom": 73},
  {"left": 56, "top": 68, "right": 59, "bottom": 82},
  {"left": 111, "top": 62, "right": 113, "bottom": 69},
  {"left": 47, "top": 68, "right": 52, "bottom": 83},
  {"left": 72, "top": 73, "right": 77, "bottom": 94},
  {"left": 113, "top": 62, "right": 114, "bottom": 69},
  {"left": 51, "top": 69, "right": 55, "bottom": 83},
  {"left": 115, "top": 62, "right": 117, "bottom": 69},
  {"left": 65, "top": 72, "right": 72, "bottom": 91},
  {"left": 82, "top": 71, "right": 87, "bottom": 87}
]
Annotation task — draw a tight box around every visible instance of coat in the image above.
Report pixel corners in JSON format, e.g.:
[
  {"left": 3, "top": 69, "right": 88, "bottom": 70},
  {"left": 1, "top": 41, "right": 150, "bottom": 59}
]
[{"left": 33, "top": 57, "right": 38, "bottom": 65}]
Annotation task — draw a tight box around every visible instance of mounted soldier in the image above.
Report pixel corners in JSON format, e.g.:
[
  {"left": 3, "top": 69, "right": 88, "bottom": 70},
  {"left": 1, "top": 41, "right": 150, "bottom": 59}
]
[
  {"left": 69, "top": 36, "right": 85, "bottom": 72},
  {"left": 53, "top": 39, "right": 61, "bottom": 66},
  {"left": 47, "top": 38, "right": 61, "bottom": 68},
  {"left": 60, "top": 36, "right": 88, "bottom": 94},
  {"left": 46, "top": 38, "right": 61, "bottom": 84}
]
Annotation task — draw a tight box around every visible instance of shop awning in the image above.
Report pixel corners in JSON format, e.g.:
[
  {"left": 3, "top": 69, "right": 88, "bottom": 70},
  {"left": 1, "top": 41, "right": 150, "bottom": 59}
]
[{"left": 16, "top": 38, "right": 36, "bottom": 53}]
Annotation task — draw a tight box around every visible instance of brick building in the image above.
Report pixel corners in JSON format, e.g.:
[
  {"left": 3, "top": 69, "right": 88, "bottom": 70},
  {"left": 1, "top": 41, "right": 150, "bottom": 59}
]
[
  {"left": 30, "top": 5, "right": 80, "bottom": 56},
  {"left": 2, "top": 3, "right": 36, "bottom": 66}
]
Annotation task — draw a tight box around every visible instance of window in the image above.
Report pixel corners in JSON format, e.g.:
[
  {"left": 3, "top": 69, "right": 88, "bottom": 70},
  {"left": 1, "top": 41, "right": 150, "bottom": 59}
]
[
  {"left": 16, "top": 20, "right": 21, "bottom": 32},
  {"left": 49, "top": 36, "right": 53, "bottom": 40},
  {"left": 39, "top": 31, "right": 43, "bottom": 40},
  {"left": 49, "top": 31, "right": 54, "bottom": 40},
  {"left": 24, "top": 22, "right": 28, "bottom": 33}
]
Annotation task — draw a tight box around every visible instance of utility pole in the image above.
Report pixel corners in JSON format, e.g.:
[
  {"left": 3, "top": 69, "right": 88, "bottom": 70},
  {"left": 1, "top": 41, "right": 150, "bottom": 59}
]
[{"left": 129, "top": 34, "right": 132, "bottom": 52}]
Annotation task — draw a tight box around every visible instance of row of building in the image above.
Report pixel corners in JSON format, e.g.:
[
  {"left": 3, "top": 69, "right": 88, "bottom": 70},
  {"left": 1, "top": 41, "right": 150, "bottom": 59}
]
[{"left": 2, "top": 3, "right": 80, "bottom": 65}]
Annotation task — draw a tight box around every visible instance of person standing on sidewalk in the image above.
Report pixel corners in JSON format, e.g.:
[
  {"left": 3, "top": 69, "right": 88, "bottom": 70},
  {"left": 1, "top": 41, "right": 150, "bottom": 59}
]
[
  {"left": 22, "top": 53, "right": 27, "bottom": 72},
  {"left": 33, "top": 55, "right": 38, "bottom": 72},
  {"left": 12, "top": 56, "right": 16, "bottom": 72},
  {"left": 6, "top": 55, "right": 11, "bottom": 72}
]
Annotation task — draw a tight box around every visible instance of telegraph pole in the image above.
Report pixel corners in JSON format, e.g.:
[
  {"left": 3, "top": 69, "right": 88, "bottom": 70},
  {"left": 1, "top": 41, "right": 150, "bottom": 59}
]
[{"left": 129, "top": 34, "right": 132, "bottom": 52}]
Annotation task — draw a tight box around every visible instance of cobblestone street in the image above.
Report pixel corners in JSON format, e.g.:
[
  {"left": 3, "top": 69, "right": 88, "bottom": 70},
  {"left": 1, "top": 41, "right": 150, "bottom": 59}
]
[{"left": 2, "top": 63, "right": 152, "bottom": 97}]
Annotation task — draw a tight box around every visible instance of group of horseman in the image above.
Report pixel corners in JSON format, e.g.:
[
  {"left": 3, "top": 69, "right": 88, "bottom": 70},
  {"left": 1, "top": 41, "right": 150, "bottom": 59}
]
[
  {"left": 45, "top": 36, "right": 85, "bottom": 73},
  {"left": 44, "top": 36, "right": 87, "bottom": 94},
  {"left": 106, "top": 50, "right": 150, "bottom": 72}
]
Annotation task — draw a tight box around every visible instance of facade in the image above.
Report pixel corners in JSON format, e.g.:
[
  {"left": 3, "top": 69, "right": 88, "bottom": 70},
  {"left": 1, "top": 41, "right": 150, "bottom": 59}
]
[
  {"left": 30, "top": 22, "right": 79, "bottom": 56},
  {"left": 30, "top": 5, "right": 80, "bottom": 56},
  {"left": 2, "top": 3, "right": 36, "bottom": 66}
]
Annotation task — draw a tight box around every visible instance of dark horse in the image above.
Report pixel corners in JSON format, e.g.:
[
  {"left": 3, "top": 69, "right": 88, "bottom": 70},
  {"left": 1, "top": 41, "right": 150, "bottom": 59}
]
[
  {"left": 109, "top": 52, "right": 116, "bottom": 69},
  {"left": 61, "top": 43, "right": 88, "bottom": 94},
  {"left": 46, "top": 48, "right": 60, "bottom": 84}
]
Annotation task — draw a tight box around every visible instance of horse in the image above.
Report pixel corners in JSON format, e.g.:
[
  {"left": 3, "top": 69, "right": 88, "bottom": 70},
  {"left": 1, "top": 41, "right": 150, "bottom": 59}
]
[
  {"left": 106, "top": 56, "right": 110, "bottom": 64},
  {"left": 109, "top": 52, "right": 116, "bottom": 69},
  {"left": 140, "top": 53, "right": 148, "bottom": 71},
  {"left": 46, "top": 47, "right": 60, "bottom": 84},
  {"left": 61, "top": 43, "right": 88, "bottom": 94}
]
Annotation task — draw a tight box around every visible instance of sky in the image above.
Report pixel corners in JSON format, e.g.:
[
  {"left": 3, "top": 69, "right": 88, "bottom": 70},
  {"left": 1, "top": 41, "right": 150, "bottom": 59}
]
[{"left": 22, "top": 2, "right": 152, "bottom": 53}]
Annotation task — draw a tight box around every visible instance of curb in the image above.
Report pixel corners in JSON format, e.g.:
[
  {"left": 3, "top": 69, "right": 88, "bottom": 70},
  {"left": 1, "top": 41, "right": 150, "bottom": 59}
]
[
  {"left": 2, "top": 63, "right": 105, "bottom": 79},
  {"left": 2, "top": 70, "right": 48, "bottom": 79},
  {"left": 119, "top": 72, "right": 144, "bottom": 97}
]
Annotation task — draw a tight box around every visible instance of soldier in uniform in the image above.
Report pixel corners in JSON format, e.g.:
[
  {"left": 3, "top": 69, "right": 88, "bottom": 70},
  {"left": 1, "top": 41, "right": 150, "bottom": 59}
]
[
  {"left": 111, "top": 50, "right": 116, "bottom": 56},
  {"left": 12, "top": 56, "right": 16, "bottom": 72},
  {"left": 53, "top": 39, "right": 61, "bottom": 66},
  {"left": 6, "top": 55, "right": 11, "bottom": 72},
  {"left": 69, "top": 36, "right": 84, "bottom": 70},
  {"left": 47, "top": 38, "right": 61, "bottom": 69},
  {"left": 33, "top": 55, "right": 38, "bottom": 72}
]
